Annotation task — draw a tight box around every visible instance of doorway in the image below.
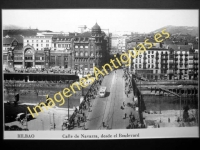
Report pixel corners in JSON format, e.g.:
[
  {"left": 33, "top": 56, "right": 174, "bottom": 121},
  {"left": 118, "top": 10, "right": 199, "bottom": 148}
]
[{"left": 25, "top": 62, "right": 33, "bottom": 68}]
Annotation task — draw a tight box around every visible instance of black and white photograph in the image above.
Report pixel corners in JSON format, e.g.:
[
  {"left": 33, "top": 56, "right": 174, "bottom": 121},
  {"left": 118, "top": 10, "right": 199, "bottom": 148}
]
[{"left": 2, "top": 9, "right": 199, "bottom": 139}]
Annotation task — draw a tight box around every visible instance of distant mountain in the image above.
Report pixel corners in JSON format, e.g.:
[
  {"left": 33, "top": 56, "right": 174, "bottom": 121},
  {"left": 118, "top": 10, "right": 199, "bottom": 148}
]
[
  {"left": 150, "top": 25, "right": 198, "bottom": 37},
  {"left": 3, "top": 24, "right": 26, "bottom": 30}
]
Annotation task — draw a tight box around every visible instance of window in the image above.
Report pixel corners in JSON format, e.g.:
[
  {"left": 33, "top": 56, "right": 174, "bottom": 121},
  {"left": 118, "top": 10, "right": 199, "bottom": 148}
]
[
  {"left": 58, "top": 44, "right": 61, "bottom": 48},
  {"left": 36, "top": 44, "right": 38, "bottom": 47},
  {"left": 41, "top": 40, "right": 43, "bottom": 42},
  {"left": 148, "top": 55, "right": 150, "bottom": 58},
  {"left": 156, "top": 70, "right": 158, "bottom": 73},
  {"left": 151, "top": 59, "right": 153, "bottom": 63},
  {"left": 36, "top": 40, "right": 38, "bottom": 43},
  {"left": 139, "top": 64, "right": 141, "bottom": 68},
  {"left": 32, "top": 40, "right": 34, "bottom": 42},
  {"left": 41, "top": 44, "right": 43, "bottom": 47},
  {"left": 75, "top": 45, "right": 78, "bottom": 48},
  {"left": 148, "top": 59, "right": 150, "bottom": 63},
  {"left": 85, "top": 52, "right": 88, "bottom": 56},
  {"left": 139, "top": 59, "right": 141, "bottom": 63},
  {"left": 62, "top": 44, "right": 65, "bottom": 48},
  {"left": 148, "top": 64, "right": 150, "bottom": 68},
  {"left": 152, "top": 51, "right": 154, "bottom": 54},
  {"left": 32, "top": 44, "right": 34, "bottom": 47},
  {"left": 46, "top": 40, "right": 49, "bottom": 42},
  {"left": 148, "top": 51, "right": 150, "bottom": 54},
  {"left": 46, "top": 44, "right": 49, "bottom": 47},
  {"left": 27, "top": 40, "right": 29, "bottom": 42},
  {"left": 80, "top": 45, "right": 83, "bottom": 48},
  {"left": 85, "top": 46, "right": 88, "bottom": 48},
  {"left": 136, "top": 59, "right": 137, "bottom": 63}
]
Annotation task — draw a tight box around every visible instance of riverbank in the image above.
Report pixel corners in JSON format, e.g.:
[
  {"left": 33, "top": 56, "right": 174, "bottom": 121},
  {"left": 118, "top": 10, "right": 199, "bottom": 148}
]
[{"left": 143, "top": 109, "right": 198, "bottom": 128}]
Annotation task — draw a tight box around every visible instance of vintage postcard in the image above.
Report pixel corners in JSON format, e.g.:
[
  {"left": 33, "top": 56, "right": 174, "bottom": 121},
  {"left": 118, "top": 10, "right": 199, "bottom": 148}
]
[{"left": 2, "top": 9, "right": 199, "bottom": 139}]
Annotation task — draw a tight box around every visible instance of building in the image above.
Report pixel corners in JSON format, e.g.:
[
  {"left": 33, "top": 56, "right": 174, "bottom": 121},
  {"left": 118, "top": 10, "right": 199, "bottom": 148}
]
[
  {"left": 3, "top": 23, "right": 110, "bottom": 71},
  {"left": 110, "top": 34, "right": 127, "bottom": 55},
  {"left": 127, "top": 37, "right": 198, "bottom": 80}
]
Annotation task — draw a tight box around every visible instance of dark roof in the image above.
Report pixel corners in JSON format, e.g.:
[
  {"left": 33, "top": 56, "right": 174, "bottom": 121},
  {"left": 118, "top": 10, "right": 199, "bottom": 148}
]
[
  {"left": 79, "top": 32, "right": 92, "bottom": 37},
  {"left": 167, "top": 44, "right": 193, "bottom": 51},
  {"left": 92, "top": 23, "right": 101, "bottom": 30},
  {"left": 3, "top": 29, "right": 38, "bottom": 37},
  {"left": 12, "top": 35, "right": 23, "bottom": 44},
  {"left": 3, "top": 37, "right": 15, "bottom": 45},
  {"left": 127, "top": 37, "right": 156, "bottom": 43},
  {"left": 193, "top": 44, "right": 198, "bottom": 49},
  {"left": 13, "top": 45, "right": 24, "bottom": 51}
]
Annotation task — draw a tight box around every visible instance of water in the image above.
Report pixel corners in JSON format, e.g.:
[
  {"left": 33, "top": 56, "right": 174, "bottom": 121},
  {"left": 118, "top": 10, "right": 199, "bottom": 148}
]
[{"left": 143, "top": 95, "right": 198, "bottom": 111}]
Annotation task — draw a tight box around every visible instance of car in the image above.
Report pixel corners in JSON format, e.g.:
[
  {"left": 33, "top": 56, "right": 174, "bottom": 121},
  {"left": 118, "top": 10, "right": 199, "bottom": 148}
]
[
  {"left": 26, "top": 114, "right": 34, "bottom": 121},
  {"left": 15, "top": 113, "right": 26, "bottom": 121},
  {"left": 10, "top": 125, "right": 22, "bottom": 130}
]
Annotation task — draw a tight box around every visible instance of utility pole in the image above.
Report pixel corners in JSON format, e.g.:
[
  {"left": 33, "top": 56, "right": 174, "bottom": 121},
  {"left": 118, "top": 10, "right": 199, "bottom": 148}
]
[
  {"left": 68, "top": 97, "right": 69, "bottom": 121},
  {"left": 180, "top": 95, "right": 182, "bottom": 120},
  {"left": 53, "top": 113, "right": 55, "bottom": 130}
]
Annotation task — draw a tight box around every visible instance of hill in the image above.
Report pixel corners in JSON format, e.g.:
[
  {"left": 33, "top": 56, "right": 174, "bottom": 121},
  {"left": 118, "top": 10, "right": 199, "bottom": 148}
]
[{"left": 150, "top": 25, "right": 198, "bottom": 37}]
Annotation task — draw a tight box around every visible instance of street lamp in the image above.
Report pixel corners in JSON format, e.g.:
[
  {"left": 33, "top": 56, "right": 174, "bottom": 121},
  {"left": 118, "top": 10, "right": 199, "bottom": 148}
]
[
  {"left": 179, "top": 88, "right": 182, "bottom": 120},
  {"left": 41, "top": 120, "right": 44, "bottom": 130}
]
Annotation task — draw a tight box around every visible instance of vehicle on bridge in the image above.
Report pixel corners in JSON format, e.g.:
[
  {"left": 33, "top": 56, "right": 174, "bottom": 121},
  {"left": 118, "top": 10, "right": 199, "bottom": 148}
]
[{"left": 99, "top": 86, "right": 106, "bottom": 98}]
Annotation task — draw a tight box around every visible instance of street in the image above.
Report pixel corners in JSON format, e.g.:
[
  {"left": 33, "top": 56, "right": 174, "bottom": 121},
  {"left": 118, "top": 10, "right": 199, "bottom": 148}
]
[{"left": 85, "top": 69, "right": 138, "bottom": 130}]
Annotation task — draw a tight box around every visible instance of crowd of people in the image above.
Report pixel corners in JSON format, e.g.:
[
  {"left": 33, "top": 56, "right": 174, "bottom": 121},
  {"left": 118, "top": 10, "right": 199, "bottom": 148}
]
[
  {"left": 4, "top": 67, "right": 94, "bottom": 76},
  {"left": 62, "top": 74, "right": 104, "bottom": 130}
]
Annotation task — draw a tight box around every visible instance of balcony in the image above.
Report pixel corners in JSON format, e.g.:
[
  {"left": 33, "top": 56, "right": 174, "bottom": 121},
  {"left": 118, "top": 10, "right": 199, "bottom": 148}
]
[
  {"left": 143, "top": 56, "right": 147, "bottom": 59},
  {"left": 161, "top": 62, "right": 168, "bottom": 64},
  {"left": 167, "top": 70, "right": 173, "bottom": 74},
  {"left": 180, "top": 53, "right": 183, "bottom": 56}
]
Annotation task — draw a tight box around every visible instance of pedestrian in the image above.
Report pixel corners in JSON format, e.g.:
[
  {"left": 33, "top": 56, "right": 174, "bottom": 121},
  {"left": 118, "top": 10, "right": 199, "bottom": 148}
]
[
  {"left": 124, "top": 113, "right": 127, "bottom": 119},
  {"left": 123, "top": 101, "right": 125, "bottom": 107},
  {"left": 168, "top": 118, "right": 170, "bottom": 123},
  {"left": 77, "top": 119, "right": 80, "bottom": 128},
  {"left": 102, "top": 122, "right": 106, "bottom": 127}
]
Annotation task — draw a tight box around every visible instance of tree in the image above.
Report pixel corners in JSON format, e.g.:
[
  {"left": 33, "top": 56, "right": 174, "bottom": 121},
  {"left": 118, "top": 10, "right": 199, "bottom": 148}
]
[{"left": 183, "top": 105, "right": 189, "bottom": 122}]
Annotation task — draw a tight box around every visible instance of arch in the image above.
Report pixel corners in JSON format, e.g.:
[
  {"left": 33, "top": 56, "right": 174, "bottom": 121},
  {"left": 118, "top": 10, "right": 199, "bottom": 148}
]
[{"left": 22, "top": 45, "right": 36, "bottom": 68}]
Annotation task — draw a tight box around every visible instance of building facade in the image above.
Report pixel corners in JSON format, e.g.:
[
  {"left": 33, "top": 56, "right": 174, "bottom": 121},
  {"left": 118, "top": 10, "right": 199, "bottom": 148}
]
[
  {"left": 127, "top": 38, "right": 199, "bottom": 80},
  {"left": 3, "top": 23, "right": 110, "bottom": 71}
]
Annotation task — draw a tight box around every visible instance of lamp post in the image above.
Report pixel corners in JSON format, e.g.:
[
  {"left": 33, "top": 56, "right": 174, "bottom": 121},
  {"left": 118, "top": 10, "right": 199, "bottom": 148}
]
[
  {"left": 179, "top": 88, "right": 182, "bottom": 120},
  {"left": 41, "top": 120, "right": 44, "bottom": 130},
  {"left": 53, "top": 113, "right": 55, "bottom": 130},
  {"left": 68, "top": 97, "right": 69, "bottom": 122}
]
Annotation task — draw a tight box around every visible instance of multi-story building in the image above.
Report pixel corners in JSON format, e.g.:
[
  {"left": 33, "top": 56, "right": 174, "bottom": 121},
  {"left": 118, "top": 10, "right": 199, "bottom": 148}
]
[
  {"left": 127, "top": 38, "right": 198, "bottom": 80},
  {"left": 110, "top": 34, "right": 127, "bottom": 55},
  {"left": 3, "top": 23, "right": 110, "bottom": 71}
]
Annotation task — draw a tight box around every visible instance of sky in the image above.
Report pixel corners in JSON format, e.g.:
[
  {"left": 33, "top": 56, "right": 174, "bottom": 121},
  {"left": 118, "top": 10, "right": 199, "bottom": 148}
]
[{"left": 2, "top": 9, "right": 199, "bottom": 33}]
